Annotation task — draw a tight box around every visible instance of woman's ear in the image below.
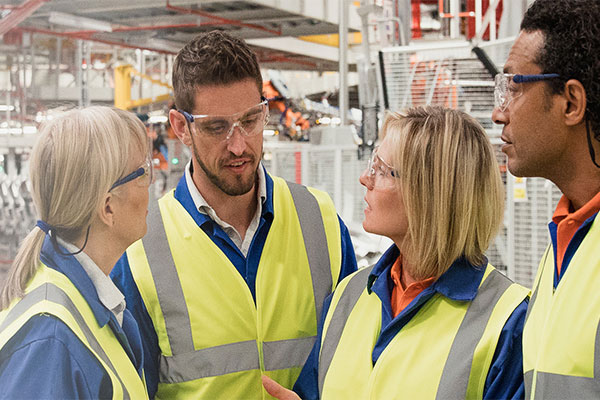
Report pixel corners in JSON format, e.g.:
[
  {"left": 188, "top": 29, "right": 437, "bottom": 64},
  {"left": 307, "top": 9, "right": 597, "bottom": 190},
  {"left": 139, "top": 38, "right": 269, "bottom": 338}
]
[
  {"left": 169, "top": 109, "right": 193, "bottom": 146},
  {"left": 563, "top": 79, "right": 587, "bottom": 127},
  {"left": 97, "top": 193, "right": 116, "bottom": 227}
]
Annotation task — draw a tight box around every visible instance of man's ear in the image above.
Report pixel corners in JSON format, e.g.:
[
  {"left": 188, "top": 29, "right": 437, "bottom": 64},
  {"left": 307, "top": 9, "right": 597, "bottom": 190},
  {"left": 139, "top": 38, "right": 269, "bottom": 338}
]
[
  {"left": 169, "top": 108, "right": 193, "bottom": 146},
  {"left": 563, "top": 79, "right": 587, "bottom": 127},
  {"left": 98, "top": 193, "right": 116, "bottom": 227}
]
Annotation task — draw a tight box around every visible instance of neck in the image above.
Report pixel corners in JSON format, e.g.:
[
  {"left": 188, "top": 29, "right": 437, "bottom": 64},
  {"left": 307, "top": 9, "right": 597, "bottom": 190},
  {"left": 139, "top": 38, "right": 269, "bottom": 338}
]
[
  {"left": 400, "top": 256, "right": 420, "bottom": 287},
  {"left": 72, "top": 228, "right": 124, "bottom": 276},
  {"left": 192, "top": 160, "right": 258, "bottom": 237},
  {"left": 394, "top": 239, "right": 420, "bottom": 286},
  {"left": 547, "top": 131, "right": 600, "bottom": 210}
]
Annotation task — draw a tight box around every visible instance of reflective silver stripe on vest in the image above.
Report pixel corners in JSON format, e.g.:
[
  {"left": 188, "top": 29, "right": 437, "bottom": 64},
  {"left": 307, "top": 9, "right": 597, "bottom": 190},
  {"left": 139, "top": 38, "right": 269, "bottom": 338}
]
[
  {"left": 0, "top": 283, "right": 130, "bottom": 399},
  {"left": 524, "top": 370, "right": 534, "bottom": 400},
  {"left": 286, "top": 181, "right": 333, "bottom": 323},
  {"left": 159, "top": 336, "right": 319, "bottom": 383},
  {"left": 142, "top": 200, "right": 195, "bottom": 356},
  {"left": 524, "top": 247, "right": 550, "bottom": 326},
  {"left": 318, "top": 266, "right": 374, "bottom": 397},
  {"left": 263, "top": 336, "right": 317, "bottom": 371},
  {"left": 159, "top": 339, "right": 260, "bottom": 383},
  {"left": 145, "top": 183, "right": 333, "bottom": 383},
  {"left": 531, "top": 371, "right": 600, "bottom": 399},
  {"left": 435, "top": 268, "right": 512, "bottom": 399}
]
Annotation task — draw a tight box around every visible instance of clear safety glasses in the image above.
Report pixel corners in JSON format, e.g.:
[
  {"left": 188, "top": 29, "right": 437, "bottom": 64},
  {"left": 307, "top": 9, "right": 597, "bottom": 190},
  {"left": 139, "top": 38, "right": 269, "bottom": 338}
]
[
  {"left": 179, "top": 99, "right": 269, "bottom": 142},
  {"left": 494, "top": 73, "right": 560, "bottom": 111},
  {"left": 110, "top": 158, "right": 154, "bottom": 191},
  {"left": 364, "top": 146, "right": 399, "bottom": 189}
]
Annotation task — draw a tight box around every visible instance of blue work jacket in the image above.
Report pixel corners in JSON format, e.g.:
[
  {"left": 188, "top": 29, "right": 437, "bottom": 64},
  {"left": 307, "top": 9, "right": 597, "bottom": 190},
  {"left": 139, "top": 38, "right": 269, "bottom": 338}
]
[{"left": 0, "top": 236, "right": 144, "bottom": 399}]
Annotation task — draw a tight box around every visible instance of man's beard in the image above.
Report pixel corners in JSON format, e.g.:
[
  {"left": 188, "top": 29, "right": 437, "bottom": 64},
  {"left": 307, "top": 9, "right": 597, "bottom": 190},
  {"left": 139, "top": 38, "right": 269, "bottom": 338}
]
[{"left": 194, "top": 151, "right": 258, "bottom": 196}]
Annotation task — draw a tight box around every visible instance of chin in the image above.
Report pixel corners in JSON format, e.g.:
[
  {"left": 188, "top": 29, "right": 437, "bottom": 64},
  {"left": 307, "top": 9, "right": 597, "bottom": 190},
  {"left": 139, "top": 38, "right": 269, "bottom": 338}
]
[{"left": 362, "top": 220, "right": 376, "bottom": 235}]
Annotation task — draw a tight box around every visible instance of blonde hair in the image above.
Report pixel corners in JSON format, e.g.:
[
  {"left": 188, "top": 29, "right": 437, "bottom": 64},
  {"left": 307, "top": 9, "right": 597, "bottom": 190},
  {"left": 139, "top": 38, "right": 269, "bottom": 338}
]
[
  {"left": 382, "top": 106, "right": 504, "bottom": 280},
  {"left": 0, "top": 106, "right": 147, "bottom": 309}
]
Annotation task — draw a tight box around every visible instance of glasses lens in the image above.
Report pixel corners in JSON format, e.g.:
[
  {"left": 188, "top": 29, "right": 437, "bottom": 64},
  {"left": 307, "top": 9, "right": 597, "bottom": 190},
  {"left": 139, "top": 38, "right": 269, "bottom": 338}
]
[
  {"left": 239, "top": 103, "right": 268, "bottom": 136},
  {"left": 135, "top": 159, "right": 153, "bottom": 187},
  {"left": 195, "top": 118, "right": 230, "bottom": 138},
  {"left": 193, "top": 102, "right": 268, "bottom": 140},
  {"left": 366, "top": 147, "right": 396, "bottom": 189},
  {"left": 494, "top": 74, "right": 508, "bottom": 110}
]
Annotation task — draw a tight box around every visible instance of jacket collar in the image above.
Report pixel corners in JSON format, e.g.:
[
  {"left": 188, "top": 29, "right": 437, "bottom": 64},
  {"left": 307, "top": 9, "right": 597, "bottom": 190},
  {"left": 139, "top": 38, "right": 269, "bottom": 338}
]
[
  {"left": 40, "top": 236, "right": 113, "bottom": 327},
  {"left": 368, "top": 244, "right": 487, "bottom": 302}
]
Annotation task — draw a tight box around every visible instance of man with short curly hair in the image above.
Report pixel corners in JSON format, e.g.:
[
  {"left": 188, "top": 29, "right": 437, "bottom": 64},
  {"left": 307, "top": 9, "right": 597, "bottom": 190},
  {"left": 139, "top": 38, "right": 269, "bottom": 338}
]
[{"left": 492, "top": 0, "right": 600, "bottom": 398}]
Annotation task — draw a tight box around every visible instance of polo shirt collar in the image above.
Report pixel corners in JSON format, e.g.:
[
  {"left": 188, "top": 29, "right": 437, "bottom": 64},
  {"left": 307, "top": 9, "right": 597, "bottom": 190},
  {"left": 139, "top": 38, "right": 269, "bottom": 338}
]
[
  {"left": 367, "top": 244, "right": 486, "bottom": 302},
  {"left": 174, "top": 163, "right": 274, "bottom": 229}
]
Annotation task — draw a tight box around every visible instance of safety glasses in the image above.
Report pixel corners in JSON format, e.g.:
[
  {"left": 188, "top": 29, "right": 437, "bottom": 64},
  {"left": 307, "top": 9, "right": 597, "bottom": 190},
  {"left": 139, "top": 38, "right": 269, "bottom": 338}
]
[
  {"left": 494, "top": 73, "right": 560, "bottom": 111},
  {"left": 179, "top": 99, "right": 269, "bottom": 142},
  {"left": 364, "top": 146, "right": 399, "bottom": 189},
  {"left": 110, "top": 158, "right": 154, "bottom": 191}
]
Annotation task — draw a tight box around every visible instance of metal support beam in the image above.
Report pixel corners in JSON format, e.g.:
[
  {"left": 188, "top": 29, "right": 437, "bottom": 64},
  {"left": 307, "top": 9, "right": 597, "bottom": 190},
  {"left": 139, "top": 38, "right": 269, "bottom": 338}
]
[
  {"left": 0, "top": 0, "right": 47, "bottom": 36},
  {"left": 339, "top": 0, "right": 349, "bottom": 126},
  {"left": 165, "top": 1, "right": 281, "bottom": 36}
]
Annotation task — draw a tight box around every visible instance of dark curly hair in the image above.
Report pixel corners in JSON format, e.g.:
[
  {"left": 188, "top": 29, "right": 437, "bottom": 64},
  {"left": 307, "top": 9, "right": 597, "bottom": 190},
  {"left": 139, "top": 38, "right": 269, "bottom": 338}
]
[
  {"left": 521, "top": 0, "right": 600, "bottom": 140},
  {"left": 172, "top": 30, "right": 263, "bottom": 112}
]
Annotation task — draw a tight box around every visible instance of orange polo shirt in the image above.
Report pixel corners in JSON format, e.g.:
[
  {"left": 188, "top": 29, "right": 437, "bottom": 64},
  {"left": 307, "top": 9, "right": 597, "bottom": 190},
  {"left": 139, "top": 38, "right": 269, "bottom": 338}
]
[
  {"left": 390, "top": 256, "right": 435, "bottom": 318},
  {"left": 552, "top": 191, "right": 600, "bottom": 276}
]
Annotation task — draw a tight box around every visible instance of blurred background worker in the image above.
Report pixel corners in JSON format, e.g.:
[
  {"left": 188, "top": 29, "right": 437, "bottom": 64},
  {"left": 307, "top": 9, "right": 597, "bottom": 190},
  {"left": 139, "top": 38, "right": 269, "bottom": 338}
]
[
  {"left": 263, "top": 106, "right": 529, "bottom": 400},
  {"left": 492, "top": 0, "right": 600, "bottom": 398},
  {"left": 0, "top": 107, "right": 152, "bottom": 398},
  {"left": 111, "top": 30, "right": 357, "bottom": 399}
]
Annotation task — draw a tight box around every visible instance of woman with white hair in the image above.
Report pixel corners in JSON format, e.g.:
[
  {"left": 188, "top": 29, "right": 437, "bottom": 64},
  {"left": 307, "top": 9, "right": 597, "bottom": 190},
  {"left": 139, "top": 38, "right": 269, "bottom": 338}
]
[
  {"left": 263, "top": 106, "right": 529, "bottom": 399},
  {"left": 0, "top": 106, "right": 151, "bottom": 398}
]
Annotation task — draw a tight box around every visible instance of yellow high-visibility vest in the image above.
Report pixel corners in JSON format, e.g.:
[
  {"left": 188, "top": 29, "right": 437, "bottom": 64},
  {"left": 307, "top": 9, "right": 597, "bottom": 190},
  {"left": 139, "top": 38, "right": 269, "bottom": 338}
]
[
  {"left": 319, "top": 264, "right": 528, "bottom": 399},
  {"left": 523, "top": 214, "right": 600, "bottom": 399},
  {"left": 0, "top": 264, "right": 147, "bottom": 399},
  {"left": 127, "top": 176, "right": 342, "bottom": 399}
]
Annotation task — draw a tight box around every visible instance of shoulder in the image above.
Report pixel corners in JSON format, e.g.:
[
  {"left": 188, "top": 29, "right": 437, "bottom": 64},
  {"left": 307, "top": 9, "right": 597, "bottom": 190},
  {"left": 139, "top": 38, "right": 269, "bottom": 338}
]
[
  {"left": 332, "top": 266, "right": 373, "bottom": 300},
  {"left": 1, "top": 314, "right": 102, "bottom": 367},
  {"left": 0, "top": 315, "right": 110, "bottom": 398}
]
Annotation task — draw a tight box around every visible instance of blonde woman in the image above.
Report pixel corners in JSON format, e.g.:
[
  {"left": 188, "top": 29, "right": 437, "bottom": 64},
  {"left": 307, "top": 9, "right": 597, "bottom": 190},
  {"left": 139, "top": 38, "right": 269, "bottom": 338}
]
[
  {"left": 263, "top": 106, "right": 529, "bottom": 400},
  {"left": 0, "top": 107, "right": 151, "bottom": 398}
]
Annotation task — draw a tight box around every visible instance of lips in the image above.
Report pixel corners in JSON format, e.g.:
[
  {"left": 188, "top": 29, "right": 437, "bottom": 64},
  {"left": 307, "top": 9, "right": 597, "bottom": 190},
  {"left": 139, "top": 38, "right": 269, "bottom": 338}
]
[{"left": 223, "top": 157, "right": 253, "bottom": 171}]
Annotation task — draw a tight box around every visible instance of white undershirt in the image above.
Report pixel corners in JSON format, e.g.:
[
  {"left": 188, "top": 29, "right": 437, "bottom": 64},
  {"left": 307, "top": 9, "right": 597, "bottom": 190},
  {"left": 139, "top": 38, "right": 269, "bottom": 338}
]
[
  {"left": 56, "top": 237, "right": 126, "bottom": 326},
  {"left": 184, "top": 161, "right": 267, "bottom": 257}
]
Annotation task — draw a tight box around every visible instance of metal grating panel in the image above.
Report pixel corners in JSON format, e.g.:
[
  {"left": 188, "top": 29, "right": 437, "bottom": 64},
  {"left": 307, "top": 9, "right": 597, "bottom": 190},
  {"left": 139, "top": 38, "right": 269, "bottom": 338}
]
[{"left": 378, "top": 38, "right": 561, "bottom": 287}]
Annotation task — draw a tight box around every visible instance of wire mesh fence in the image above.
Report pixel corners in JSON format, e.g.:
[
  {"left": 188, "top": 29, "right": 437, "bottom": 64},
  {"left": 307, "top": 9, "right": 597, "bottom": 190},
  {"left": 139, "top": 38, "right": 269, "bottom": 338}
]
[{"left": 376, "top": 37, "right": 562, "bottom": 287}]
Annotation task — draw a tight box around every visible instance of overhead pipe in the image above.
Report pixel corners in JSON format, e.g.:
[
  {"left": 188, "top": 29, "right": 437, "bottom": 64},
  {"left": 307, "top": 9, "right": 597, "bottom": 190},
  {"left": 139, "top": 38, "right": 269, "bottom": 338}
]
[
  {"left": 165, "top": 1, "right": 281, "bottom": 36},
  {"left": 17, "top": 27, "right": 311, "bottom": 69},
  {"left": 55, "top": 22, "right": 224, "bottom": 37},
  {"left": 0, "top": 0, "right": 48, "bottom": 36},
  {"left": 17, "top": 27, "right": 178, "bottom": 55},
  {"left": 261, "top": 55, "right": 316, "bottom": 68}
]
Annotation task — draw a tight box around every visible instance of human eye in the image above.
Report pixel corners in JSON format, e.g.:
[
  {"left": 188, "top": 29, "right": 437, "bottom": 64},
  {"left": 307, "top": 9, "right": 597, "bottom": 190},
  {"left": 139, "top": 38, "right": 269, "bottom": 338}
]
[
  {"left": 197, "top": 119, "right": 228, "bottom": 136},
  {"left": 507, "top": 77, "right": 520, "bottom": 92},
  {"left": 376, "top": 165, "right": 387, "bottom": 177}
]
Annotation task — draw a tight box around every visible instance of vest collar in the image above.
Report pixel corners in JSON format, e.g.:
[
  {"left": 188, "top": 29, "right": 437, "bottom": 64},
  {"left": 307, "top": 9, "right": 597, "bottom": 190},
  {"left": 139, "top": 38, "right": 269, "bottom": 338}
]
[
  {"left": 368, "top": 244, "right": 487, "bottom": 302},
  {"left": 40, "top": 236, "right": 113, "bottom": 327}
]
